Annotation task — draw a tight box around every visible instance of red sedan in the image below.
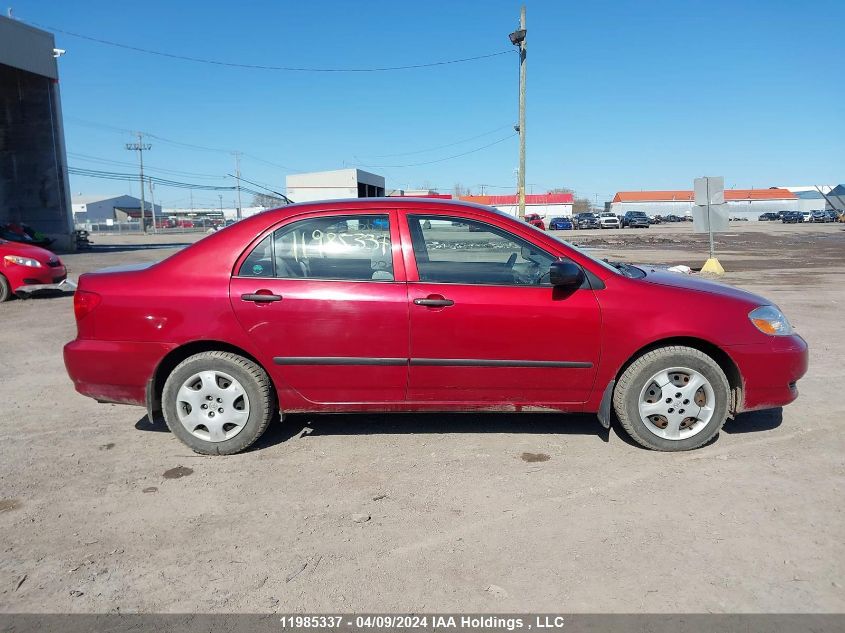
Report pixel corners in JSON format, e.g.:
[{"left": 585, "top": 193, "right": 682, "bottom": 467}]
[
  {"left": 64, "top": 199, "right": 807, "bottom": 455},
  {"left": 0, "top": 239, "right": 67, "bottom": 302}
]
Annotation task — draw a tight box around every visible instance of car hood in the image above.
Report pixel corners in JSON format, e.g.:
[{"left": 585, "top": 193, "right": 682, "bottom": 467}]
[
  {"left": 639, "top": 267, "right": 770, "bottom": 306},
  {"left": 0, "top": 240, "right": 57, "bottom": 262}
]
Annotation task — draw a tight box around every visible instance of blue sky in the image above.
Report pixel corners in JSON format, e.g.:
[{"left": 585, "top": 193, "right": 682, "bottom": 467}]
[{"left": 18, "top": 0, "right": 845, "bottom": 207}]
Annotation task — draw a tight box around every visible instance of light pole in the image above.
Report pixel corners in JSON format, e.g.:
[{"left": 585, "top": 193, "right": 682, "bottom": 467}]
[{"left": 509, "top": 6, "right": 527, "bottom": 218}]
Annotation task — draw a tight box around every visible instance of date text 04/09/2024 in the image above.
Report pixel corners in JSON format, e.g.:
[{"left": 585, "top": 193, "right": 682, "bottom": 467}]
[{"left": 278, "top": 616, "right": 567, "bottom": 630}]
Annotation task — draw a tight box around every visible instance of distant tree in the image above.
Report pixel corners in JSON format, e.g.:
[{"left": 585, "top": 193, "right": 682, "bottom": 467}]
[
  {"left": 252, "top": 193, "right": 288, "bottom": 208},
  {"left": 572, "top": 197, "right": 591, "bottom": 213},
  {"left": 549, "top": 187, "right": 575, "bottom": 195},
  {"left": 452, "top": 183, "right": 470, "bottom": 197}
]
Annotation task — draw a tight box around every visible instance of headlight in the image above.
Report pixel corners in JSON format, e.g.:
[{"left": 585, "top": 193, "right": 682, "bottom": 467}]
[
  {"left": 3, "top": 255, "right": 42, "bottom": 268},
  {"left": 749, "top": 305, "right": 793, "bottom": 336}
]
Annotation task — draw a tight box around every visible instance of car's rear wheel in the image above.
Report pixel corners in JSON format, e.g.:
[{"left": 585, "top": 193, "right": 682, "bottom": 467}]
[
  {"left": 0, "top": 274, "right": 10, "bottom": 303},
  {"left": 613, "top": 346, "right": 730, "bottom": 451},
  {"left": 161, "top": 351, "right": 275, "bottom": 455}
]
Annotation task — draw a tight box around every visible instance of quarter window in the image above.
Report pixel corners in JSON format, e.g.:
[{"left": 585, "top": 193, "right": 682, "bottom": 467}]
[
  {"left": 238, "top": 215, "right": 394, "bottom": 281},
  {"left": 408, "top": 216, "right": 556, "bottom": 286}
]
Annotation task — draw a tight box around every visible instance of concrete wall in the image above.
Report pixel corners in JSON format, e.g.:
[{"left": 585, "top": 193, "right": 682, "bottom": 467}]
[
  {"left": 286, "top": 168, "right": 385, "bottom": 204},
  {"left": 0, "top": 17, "right": 73, "bottom": 249}
]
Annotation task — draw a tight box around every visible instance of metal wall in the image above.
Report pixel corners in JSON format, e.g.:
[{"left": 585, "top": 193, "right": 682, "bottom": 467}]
[{"left": 0, "top": 17, "right": 73, "bottom": 249}]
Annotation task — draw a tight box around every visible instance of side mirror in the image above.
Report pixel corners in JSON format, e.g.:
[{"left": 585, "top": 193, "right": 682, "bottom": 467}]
[{"left": 549, "top": 261, "right": 585, "bottom": 288}]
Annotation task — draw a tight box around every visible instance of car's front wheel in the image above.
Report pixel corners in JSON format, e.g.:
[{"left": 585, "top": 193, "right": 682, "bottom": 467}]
[
  {"left": 0, "top": 274, "right": 10, "bottom": 302},
  {"left": 161, "top": 351, "right": 275, "bottom": 455},
  {"left": 613, "top": 346, "right": 730, "bottom": 451}
]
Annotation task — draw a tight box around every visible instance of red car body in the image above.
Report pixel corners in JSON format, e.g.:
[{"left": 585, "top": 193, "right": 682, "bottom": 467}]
[
  {"left": 0, "top": 239, "right": 67, "bottom": 296},
  {"left": 64, "top": 199, "right": 806, "bottom": 440}
]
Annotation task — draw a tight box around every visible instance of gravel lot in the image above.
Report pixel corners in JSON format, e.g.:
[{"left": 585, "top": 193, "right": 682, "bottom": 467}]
[{"left": 1, "top": 221, "right": 843, "bottom": 613}]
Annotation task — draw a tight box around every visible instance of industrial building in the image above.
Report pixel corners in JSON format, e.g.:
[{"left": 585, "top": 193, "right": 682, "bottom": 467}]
[
  {"left": 72, "top": 194, "right": 162, "bottom": 225},
  {"left": 285, "top": 168, "right": 385, "bottom": 204},
  {"left": 825, "top": 185, "right": 845, "bottom": 213},
  {"left": 0, "top": 16, "right": 73, "bottom": 248},
  {"left": 609, "top": 188, "right": 799, "bottom": 219},
  {"left": 458, "top": 193, "right": 574, "bottom": 219}
]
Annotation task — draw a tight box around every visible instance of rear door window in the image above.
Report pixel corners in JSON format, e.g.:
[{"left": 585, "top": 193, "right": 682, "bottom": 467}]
[{"left": 238, "top": 215, "right": 394, "bottom": 281}]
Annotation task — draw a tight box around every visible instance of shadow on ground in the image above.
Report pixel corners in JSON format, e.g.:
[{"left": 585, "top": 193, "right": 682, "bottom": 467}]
[
  {"left": 135, "top": 407, "right": 785, "bottom": 452},
  {"left": 723, "top": 407, "right": 783, "bottom": 434},
  {"left": 136, "top": 411, "right": 612, "bottom": 451}
]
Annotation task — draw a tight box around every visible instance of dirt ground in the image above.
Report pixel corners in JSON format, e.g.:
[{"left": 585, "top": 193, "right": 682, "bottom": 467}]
[{"left": 1, "top": 221, "right": 843, "bottom": 613}]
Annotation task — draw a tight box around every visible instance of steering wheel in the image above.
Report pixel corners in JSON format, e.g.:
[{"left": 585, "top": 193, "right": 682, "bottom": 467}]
[{"left": 506, "top": 252, "right": 517, "bottom": 269}]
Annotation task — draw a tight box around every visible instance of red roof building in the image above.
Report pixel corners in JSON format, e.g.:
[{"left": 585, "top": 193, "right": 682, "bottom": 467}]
[{"left": 609, "top": 188, "right": 800, "bottom": 220}]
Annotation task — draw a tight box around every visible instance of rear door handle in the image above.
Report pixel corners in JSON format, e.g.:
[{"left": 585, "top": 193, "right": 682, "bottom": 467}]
[
  {"left": 241, "top": 292, "right": 282, "bottom": 303},
  {"left": 414, "top": 297, "right": 454, "bottom": 307}
]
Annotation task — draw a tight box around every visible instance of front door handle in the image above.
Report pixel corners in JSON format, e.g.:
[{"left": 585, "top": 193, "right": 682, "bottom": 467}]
[
  {"left": 414, "top": 296, "right": 454, "bottom": 307},
  {"left": 241, "top": 292, "right": 282, "bottom": 303}
]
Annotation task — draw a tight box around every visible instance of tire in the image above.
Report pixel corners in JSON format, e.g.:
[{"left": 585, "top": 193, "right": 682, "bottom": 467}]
[
  {"left": 161, "top": 351, "right": 275, "bottom": 455},
  {"left": 613, "top": 346, "right": 730, "bottom": 451},
  {"left": 0, "top": 274, "right": 10, "bottom": 303}
]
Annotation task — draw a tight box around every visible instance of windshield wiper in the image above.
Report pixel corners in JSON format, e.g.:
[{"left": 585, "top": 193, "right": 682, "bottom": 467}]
[{"left": 603, "top": 259, "right": 642, "bottom": 278}]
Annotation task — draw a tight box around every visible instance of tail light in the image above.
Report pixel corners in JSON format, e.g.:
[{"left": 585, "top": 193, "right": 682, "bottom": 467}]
[{"left": 74, "top": 290, "right": 101, "bottom": 321}]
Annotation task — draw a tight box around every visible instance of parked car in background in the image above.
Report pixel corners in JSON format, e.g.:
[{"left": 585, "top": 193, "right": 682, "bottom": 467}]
[
  {"left": 177, "top": 219, "right": 195, "bottom": 228},
  {"left": 661, "top": 214, "right": 682, "bottom": 223},
  {"left": 573, "top": 213, "right": 600, "bottom": 230},
  {"left": 524, "top": 213, "right": 545, "bottom": 230},
  {"left": 648, "top": 215, "right": 662, "bottom": 224},
  {"left": 622, "top": 211, "right": 650, "bottom": 228},
  {"left": 63, "top": 198, "right": 808, "bottom": 455},
  {"left": 758, "top": 212, "right": 779, "bottom": 221},
  {"left": 801, "top": 211, "right": 812, "bottom": 223},
  {"left": 810, "top": 210, "right": 829, "bottom": 223},
  {"left": 599, "top": 213, "right": 621, "bottom": 229},
  {"left": 0, "top": 239, "right": 67, "bottom": 302},
  {"left": 548, "top": 217, "right": 574, "bottom": 231},
  {"left": 781, "top": 211, "right": 804, "bottom": 224},
  {"left": 826, "top": 210, "right": 840, "bottom": 223}
]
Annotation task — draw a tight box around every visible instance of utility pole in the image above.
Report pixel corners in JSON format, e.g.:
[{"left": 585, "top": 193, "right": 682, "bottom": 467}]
[
  {"left": 218, "top": 194, "right": 223, "bottom": 217},
  {"left": 148, "top": 179, "right": 158, "bottom": 234},
  {"left": 125, "top": 132, "right": 152, "bottom": 233},
  {"left": 509, "top": 6, "right": 527, "bottom": 218},
  {"left": 232, "top": 151, "right": 243, "bottom": 220}
]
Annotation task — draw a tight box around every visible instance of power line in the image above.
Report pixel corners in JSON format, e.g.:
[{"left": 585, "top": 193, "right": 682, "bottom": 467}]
[
  {"left": 359, "top": 125, "right": 514, "bottom": 158},
  {"left": 67, "top": 151, "right": 228, "bottom": 179},
  {"left": 65, "top": 116, "right": 305, "bottom": 171},
  {"left": 68, "top": 166, "right": 264, "bottom": 197},
  {"left": 28, "top": 21, "right": 513, "bottom": 72},
  {"left": 359, "top": 134, "right": 517, "bottom": 168}
]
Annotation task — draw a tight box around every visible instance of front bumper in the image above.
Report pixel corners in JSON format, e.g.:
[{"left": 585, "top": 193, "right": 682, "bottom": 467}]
[
  {"left": 64, "top": 338, "right": 176, "bottom": 406},
  {"left": 729, "top": 335, "right": 809, "bottom": 412},
  {"left": 15, "top": 278, "right": 76, "bottom": 296}
]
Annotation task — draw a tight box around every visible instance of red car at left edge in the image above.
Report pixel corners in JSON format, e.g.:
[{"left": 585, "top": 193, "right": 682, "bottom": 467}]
[{"left": 0, "top": 239, "right": 67, "bottom": 302}]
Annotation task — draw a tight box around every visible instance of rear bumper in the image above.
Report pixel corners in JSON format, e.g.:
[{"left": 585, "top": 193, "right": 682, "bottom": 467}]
[
  {"left": 63, "top": 338, "right": 176, "bottom": 406},
  {"left": 729, "top": 335, "right": 809, "bottom": 412}
]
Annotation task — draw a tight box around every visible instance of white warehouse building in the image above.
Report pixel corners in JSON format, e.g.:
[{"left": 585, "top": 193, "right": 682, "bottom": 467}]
[
  {"left": 609, "top": 188, "right": 799, "bottom": 219},
  {"left": 286, "top": 168, "right": 385, "bottom": 204}
]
